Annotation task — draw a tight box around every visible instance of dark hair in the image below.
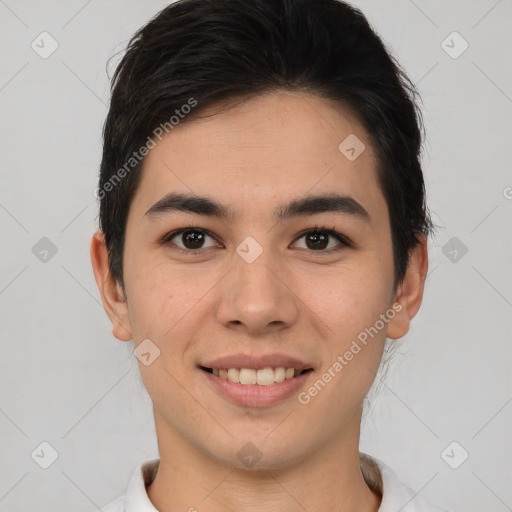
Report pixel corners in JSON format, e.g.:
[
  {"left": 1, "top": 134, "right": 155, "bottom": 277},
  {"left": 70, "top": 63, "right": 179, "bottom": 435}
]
[{"left": 98, "top": 0, "right": 434, "bottom": 293}]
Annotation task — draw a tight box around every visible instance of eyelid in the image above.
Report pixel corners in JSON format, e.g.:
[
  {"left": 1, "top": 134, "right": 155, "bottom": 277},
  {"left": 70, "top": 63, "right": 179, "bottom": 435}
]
[
  {"left": 161, "top": 225, "right": 352, "bottom": 253},
  {"left": 292, "top": 226, "right": 352, "bottom": 250},
  {"left": 161, "top": 227, "right": 221, "bottom": 252}
]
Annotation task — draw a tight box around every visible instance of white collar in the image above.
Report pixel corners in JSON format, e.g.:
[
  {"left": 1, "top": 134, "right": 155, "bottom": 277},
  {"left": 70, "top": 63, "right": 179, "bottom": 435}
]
[{"left": 107, "top": 453, "right": 449, "bottom": 512}]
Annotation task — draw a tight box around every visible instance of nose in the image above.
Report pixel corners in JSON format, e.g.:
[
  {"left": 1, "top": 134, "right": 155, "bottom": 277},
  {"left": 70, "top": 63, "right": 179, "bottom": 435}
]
[{"left": 215, "top": 250, "right": 299, "bottom": 336}]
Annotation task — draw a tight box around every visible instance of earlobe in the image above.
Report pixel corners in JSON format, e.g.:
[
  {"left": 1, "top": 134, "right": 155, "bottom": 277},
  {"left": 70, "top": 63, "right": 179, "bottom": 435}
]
[
  {"left": 386, "top": 235, "right": 429, "bottom": 340},
  {"left": 90, "top": 230, "right": 133, "bottom": 342}
]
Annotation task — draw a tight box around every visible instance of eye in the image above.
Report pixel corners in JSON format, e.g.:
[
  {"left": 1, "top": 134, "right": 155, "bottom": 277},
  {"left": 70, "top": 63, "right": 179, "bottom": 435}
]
[
  {"left": 163, "top": 227, "right": 220, "bottom": 253},
  {"left": 293, "top": 226, "right": 351, "bottom": 252},
  {"left": 161, "top": 225, "right": 351, "bottom": 255}
]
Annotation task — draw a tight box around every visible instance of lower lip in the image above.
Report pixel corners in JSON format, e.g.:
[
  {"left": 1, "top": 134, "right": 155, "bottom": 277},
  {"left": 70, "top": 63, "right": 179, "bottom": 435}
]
[{"left": 201, "top": 369, "right": 313, "bottom": 407}]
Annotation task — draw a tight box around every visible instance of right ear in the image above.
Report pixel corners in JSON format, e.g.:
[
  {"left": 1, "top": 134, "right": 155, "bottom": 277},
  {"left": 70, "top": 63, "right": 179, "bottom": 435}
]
[{"left": 90, "top": 230, "right": 133, "bottom": 341}]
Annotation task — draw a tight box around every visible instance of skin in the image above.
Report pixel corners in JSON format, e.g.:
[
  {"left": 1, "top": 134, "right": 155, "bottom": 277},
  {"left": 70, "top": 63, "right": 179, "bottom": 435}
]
[{"left": 91, "top": 90, "right": 428, "bottom": 512}]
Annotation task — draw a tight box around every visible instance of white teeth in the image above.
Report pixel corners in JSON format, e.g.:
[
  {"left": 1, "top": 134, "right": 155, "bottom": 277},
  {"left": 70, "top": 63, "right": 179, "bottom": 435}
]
[
  {"left": 274, "top": 367, "right": 286, "bottom": 382},
  {"left": 211, "top": 366, "right": 304, "bottom": 385},
  {"left": 256, "top": 368, "right": 275, "bottom": 386},
  {"left": 227, "top": 368, "right": 240, "bottom": 383},
  {"left": 239, "top": 368, "right": 257, "bottom": 385}
]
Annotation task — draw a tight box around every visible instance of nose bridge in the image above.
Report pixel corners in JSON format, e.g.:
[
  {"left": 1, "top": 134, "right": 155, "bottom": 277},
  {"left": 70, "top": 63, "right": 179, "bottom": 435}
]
[
  {"left": 215, "top": 238, "right": 299, "bottom": 332},
  {"left": 233, "top": 238, "right": 284, "bottom": 305}
]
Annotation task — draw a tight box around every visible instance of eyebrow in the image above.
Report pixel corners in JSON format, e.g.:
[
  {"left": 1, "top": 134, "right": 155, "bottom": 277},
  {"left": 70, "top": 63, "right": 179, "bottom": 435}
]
[{"left": 144, "top": 192, "right": 371, "bottom": 223}]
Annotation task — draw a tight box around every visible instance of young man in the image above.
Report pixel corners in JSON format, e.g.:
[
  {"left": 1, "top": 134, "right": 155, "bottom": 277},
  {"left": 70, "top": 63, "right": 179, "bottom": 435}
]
[{"left": 91, "top": 0, "right": 449, "bottom": 510}]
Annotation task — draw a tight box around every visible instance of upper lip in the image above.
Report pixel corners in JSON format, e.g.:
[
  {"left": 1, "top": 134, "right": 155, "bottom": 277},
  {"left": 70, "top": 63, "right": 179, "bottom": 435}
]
[{"left": 201, "top": 353, "right": 314, "bottom": 371}]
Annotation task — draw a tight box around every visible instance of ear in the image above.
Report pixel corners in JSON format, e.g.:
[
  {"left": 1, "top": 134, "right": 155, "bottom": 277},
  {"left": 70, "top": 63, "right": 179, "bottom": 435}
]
[
  {"left": 90, "top": 230, "right": 133, "bottom": 341},
  {"left": 386, "top": 234, "right": 429, "bottom": 340}
]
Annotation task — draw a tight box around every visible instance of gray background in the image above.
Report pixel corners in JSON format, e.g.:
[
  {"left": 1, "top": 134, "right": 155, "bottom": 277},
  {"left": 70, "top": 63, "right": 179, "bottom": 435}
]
[{"left": 1, "top": 0, "right": 511, "bottom": 510}]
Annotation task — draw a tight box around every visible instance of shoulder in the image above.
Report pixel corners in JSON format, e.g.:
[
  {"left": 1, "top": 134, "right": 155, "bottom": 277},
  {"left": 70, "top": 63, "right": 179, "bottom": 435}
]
[
  {"left": 99, "top": 458, "right": 160, "bottom": 512},
  {"left": 100, "top": 494, "right": 124, "bottom": 512},
  {"left": 360, "top": 453, "right": 453, "bottom": 512}
]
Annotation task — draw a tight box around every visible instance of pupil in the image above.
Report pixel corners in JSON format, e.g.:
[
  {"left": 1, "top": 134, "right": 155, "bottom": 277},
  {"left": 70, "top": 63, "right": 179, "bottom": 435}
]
[
  {"left": 183, "top": 230, "right": 205, "bottom": 249},
  {"left": 180, "top": 230, "right": 329, "bottom": 250},
  {"left": 307, "top": 232, "right": 328, "bottom": 250}
]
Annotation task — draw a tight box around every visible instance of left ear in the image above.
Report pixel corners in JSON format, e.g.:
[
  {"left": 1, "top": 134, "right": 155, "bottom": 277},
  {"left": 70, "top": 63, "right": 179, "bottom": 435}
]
[{"left": 386, "top": 234, "right": 429, "bottom": 340}]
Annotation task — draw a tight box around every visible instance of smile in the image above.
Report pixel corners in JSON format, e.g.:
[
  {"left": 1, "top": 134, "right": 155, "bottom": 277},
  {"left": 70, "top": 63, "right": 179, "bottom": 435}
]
[{"left": 200, "top": 366, "right": 313, "bottom": 386}]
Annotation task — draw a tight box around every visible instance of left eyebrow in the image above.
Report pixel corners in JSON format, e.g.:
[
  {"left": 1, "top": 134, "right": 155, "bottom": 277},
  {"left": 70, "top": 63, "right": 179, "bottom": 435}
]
[
  {"left": 144, "top": 192, "right": 371, "bottom": 224},
  {"left": 145, "top": 192, "right": 232, "bottom": 220},
  {"left": 275, "top": 193, "right": 371, "bottom": 223}
]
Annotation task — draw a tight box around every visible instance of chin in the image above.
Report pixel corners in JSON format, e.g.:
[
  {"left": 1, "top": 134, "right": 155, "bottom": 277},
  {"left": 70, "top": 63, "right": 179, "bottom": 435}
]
[{"left": 205, "top": 431, "right": 310, "bottom": 472}]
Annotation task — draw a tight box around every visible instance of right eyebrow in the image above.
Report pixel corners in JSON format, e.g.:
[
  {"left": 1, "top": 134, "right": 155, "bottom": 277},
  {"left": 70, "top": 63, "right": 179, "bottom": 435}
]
[{"left": 144, "top": 191, "right": 371, "bottom": 225}]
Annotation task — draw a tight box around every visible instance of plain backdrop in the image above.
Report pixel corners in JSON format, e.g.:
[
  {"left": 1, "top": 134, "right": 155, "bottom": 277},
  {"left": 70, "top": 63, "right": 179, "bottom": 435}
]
[{"left": 0, "top": 1, "right": 511, "bottom": 511}]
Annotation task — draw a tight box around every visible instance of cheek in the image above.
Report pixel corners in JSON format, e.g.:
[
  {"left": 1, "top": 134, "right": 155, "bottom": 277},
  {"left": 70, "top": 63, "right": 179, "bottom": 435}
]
[
  {"left": 333, "top": 288, "right": 389, "bottom": 335},
  {"left": 302, "top": 262, "right": 392, "bottom": 391},
  {"left": 306, "top": 263, "right": 392, "bottom": 336},
  {"left": 124, "top": 266, "right": 202, "bottom": 401},
  {"left": 124, "top": 253, "right": 219, "bottom": 344},
  {"left": 300, "top": 274, "right": 390, "bottom": 418}
]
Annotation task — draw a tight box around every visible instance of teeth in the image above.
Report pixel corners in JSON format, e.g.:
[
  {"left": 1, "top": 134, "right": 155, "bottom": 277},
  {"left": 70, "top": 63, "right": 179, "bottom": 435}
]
[
  {"left": 227, "top": 368, "right": 240, "bottom": 383},
  {"left": 256, "top": 368, "right": 274, "bottom": 386},
  {"left": 274, "top": 367, "right": 286, "bottom": 383},
  {"left": 213, "top": 366, "right": 304, "bottom": 385},
  {"left": 239, "top": 368, "right": 257, "bottom": 385}
]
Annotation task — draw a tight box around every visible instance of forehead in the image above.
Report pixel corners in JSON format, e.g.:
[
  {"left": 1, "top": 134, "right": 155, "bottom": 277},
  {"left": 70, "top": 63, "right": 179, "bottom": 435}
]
[{"left": 129, "top": 91, "right": 386, "bottom": 225}]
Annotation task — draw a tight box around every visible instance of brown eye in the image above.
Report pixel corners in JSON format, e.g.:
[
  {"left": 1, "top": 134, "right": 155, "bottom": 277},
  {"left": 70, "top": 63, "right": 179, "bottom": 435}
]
[
  {"left": 165, "top": 228, "right": 219, "bottom": 252},
  {"left": 294, "top": 228, "right": 350, "bottom": 252}
]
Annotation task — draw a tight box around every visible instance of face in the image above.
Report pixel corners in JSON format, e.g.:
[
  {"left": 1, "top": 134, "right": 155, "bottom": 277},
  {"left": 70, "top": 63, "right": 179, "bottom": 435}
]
[{"left": 92, "top": 91, "right": 426, "bottom": 470}]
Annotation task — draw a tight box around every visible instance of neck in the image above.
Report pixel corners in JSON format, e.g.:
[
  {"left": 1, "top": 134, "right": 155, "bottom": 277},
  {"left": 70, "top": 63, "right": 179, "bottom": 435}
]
[{"left": 146, "top": 408, "right": 382, "bottom": 512}]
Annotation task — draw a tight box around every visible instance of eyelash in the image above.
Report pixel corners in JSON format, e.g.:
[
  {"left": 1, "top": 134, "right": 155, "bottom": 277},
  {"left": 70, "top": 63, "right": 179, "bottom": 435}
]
[{"left": 160, "top": 223, "right": 352, "bottom": 255}]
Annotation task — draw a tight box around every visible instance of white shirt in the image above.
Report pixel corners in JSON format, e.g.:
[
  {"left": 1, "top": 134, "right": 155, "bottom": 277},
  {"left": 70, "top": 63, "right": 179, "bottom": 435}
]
[{"left": 101, "top": 453, "right": 451, "bottom": 512}]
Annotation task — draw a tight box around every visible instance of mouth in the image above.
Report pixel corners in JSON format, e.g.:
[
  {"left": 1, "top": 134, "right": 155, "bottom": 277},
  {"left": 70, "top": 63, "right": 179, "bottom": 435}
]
[
  {"left": 198, "top": 353, "right": 316, "bottom": 407},
  {"left": 199, "top": 366, "right": 314, "bottom": 386}
]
